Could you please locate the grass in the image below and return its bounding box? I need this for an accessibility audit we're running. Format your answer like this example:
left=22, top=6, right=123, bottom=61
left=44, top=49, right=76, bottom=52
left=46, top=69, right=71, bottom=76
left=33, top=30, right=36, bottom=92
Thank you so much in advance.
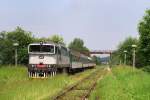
left=0, top=65, right=97, bottom=100
left=90, top=66, right=150, bottom=100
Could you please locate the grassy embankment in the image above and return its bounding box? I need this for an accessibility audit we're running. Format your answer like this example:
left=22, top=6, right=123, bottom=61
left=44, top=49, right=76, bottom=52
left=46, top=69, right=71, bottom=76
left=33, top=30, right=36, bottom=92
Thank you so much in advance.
left=90, top=66, right=150, bottom=100
left=0, top=65, right=97, bottom=100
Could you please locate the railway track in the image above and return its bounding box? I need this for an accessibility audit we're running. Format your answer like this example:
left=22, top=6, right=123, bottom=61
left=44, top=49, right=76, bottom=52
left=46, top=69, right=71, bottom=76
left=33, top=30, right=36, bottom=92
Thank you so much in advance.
left=52, top=67, right=108, bottom=100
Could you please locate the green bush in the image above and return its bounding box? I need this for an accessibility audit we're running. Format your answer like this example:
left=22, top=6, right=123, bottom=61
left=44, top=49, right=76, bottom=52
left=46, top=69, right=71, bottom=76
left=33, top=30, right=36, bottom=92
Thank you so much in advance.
left=142, top=66, right=150, bottom=73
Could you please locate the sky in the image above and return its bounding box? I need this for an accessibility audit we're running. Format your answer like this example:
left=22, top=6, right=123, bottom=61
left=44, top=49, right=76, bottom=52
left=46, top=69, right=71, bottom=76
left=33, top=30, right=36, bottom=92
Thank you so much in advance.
left=0, top=0, right=150, bottom=51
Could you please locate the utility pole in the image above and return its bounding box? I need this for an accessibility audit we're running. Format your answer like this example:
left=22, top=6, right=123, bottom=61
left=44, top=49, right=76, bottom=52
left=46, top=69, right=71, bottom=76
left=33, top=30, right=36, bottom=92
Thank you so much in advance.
left=132, top=44, right=137, bottom=69
left=120, top=60, right=122, bottom=65
left=13, top=43, right=19, bottom=66
left=133, top=48, right=136, bottom=68
left=109, top=53, right=112, bottom=68
left=124, top=50, right=127, bottom=65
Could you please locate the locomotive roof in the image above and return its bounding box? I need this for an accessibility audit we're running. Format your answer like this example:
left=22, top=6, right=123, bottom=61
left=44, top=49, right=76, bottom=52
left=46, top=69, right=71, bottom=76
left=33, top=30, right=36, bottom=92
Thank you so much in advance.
left=29, top=41, right=66, bottom=47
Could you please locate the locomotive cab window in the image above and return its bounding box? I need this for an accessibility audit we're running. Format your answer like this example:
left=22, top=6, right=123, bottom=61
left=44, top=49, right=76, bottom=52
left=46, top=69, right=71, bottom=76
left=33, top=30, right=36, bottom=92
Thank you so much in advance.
left=29, top=45, right=54, bottom=53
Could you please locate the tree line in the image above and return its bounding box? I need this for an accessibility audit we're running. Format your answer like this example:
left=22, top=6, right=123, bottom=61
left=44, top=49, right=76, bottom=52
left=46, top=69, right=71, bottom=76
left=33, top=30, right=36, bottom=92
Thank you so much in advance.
left=112, top=9, right=150, bottom=72
left=0, top=27, right=90, bottom=65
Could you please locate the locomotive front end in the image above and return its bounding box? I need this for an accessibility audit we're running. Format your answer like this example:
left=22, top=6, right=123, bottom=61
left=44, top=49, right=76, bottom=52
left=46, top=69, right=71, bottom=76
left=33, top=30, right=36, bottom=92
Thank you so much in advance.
left=28, top=42, right=57, bottom=78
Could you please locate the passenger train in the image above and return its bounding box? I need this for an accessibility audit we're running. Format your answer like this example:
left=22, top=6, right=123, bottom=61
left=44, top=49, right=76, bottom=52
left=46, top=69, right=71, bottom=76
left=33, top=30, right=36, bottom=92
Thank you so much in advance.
left=28, top=42, right=96, bottom=77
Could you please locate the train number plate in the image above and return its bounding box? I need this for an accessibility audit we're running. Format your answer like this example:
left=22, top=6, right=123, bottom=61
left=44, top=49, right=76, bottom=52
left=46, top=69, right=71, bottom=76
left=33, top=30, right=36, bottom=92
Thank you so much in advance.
left=39, top=55, right=44, bottom=59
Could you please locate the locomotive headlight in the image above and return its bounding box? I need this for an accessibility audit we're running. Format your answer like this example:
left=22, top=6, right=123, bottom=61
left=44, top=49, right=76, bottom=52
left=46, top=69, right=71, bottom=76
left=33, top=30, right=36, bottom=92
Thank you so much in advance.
left=47, top=65, right=51, bottom=68
left=31, top=64, right=36, bottom=67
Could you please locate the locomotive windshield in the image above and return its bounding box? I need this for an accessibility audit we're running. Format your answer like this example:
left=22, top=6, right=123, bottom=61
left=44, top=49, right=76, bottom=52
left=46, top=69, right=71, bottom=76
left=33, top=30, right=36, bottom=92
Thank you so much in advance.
left=29, top=45, right=54, bottom=53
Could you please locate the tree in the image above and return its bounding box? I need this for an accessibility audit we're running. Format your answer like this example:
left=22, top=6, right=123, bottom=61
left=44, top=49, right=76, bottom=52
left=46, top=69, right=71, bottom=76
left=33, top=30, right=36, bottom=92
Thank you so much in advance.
left=0, top=31, right=13, bottom=64
left=35, top=34, right=65, bottom=45
left=34, top=34, right=64, bottom=43
left=49, top=34, right=64, bottom=44
left=138, top=9, right=150, bottom=66
left=68, top=38, right=89, bottom=54
left=0, top=27, right=34, bottom=65
left=111, top=51, right=120, bottom=65
left=117, top=37, right=138, bottom=66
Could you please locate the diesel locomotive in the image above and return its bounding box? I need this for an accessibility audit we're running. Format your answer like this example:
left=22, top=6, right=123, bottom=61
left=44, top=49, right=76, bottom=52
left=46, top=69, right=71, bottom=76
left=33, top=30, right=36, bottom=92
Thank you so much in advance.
left=28, top=42, right=96, bottom=78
